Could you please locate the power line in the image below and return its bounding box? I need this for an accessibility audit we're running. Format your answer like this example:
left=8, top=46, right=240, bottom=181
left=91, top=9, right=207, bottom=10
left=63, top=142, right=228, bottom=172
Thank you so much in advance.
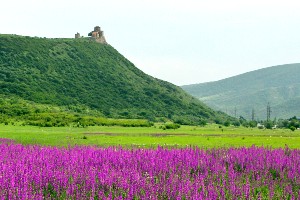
left=234, top=107, right=237, bottom=118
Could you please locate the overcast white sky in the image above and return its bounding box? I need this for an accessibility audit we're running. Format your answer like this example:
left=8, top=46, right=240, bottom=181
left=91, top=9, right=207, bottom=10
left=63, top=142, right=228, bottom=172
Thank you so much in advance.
left=1, top=0, right=300, bottom=85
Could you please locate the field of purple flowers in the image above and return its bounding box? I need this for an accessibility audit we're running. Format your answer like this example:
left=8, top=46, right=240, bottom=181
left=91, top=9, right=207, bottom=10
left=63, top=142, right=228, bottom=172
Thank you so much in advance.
left=0, top=138, right=299, bottom=199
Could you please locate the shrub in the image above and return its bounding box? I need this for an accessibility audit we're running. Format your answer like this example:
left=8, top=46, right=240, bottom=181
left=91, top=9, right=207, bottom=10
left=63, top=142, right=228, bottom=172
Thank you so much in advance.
left=224, top=121, right=231, bottom=127
left=165, top=123, right=181, bottom=130
left=233, top=121, right=240, bottom=127
left=264, top=121, right=273, bottom=129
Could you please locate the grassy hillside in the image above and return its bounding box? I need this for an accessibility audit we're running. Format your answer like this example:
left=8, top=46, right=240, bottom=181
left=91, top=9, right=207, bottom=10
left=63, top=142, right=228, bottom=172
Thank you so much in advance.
left=182, top=64, right=300, bottom=120
left=0, top=34, right=230, bottom=125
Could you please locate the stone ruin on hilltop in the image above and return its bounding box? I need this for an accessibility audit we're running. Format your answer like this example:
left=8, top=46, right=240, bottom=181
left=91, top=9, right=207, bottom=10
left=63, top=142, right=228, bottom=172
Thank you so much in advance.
left=75, top=26, right=107, bottom=44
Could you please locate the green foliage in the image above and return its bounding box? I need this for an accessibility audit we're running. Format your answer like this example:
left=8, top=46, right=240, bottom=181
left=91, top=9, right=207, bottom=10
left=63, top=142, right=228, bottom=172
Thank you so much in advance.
left=290, top=126, right=296, bottom=131
left=172, top=115, right=211, bottom=126
left=223, top=121, right=231, bottom=127
left=269, top=168, right=280, bottom=180
left=249, top=121, right=257, bottom=128
left=198, top=119, right=207, bottom=127
left=277, top=117, right=300, bottom=130
left=0, top=95, right=152, bottom=127
left=0, top=34, right=230, bottom=125
left=232, top=121, right=240, bottom=127
left=264, top=121, right=273, bottom=129
left=159, top=123, right=181, bottom=130
left=164, top=123, right=181, bottom=129
left=43, top=183, right=58, bottom=199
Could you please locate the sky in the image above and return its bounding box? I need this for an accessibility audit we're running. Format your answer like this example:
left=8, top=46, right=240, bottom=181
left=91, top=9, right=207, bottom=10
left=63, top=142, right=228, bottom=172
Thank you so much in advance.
left=1, top=0, right=300, bottom=86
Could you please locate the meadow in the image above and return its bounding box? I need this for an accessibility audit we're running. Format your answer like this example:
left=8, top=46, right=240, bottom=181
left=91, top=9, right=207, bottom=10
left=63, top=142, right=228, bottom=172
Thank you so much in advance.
left=0, top=123, right=299, bottom=148
left=1, top=124, right=300, bottom=199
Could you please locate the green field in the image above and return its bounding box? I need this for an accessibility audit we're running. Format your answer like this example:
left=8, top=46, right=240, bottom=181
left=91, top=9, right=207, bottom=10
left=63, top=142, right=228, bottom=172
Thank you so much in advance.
left=0, top=124, right=299, bottom=148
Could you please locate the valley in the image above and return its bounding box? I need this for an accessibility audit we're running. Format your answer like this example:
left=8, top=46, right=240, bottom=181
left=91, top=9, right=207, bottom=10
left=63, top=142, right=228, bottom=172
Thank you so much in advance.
left=0, top=32, right=299, bottom=199
left=1, top=124, right=299, bottom=148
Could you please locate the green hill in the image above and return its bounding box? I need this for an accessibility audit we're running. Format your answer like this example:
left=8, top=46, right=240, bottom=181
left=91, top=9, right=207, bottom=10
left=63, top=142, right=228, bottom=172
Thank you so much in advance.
left=182, top=64, right=300, bottom=120
left=0, top=34, right=229, bottom=125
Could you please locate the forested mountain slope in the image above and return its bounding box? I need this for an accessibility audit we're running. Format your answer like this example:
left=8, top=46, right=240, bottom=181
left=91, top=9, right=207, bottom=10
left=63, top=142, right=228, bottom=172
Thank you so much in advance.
left=0, top=34, right=230, bottom=124
left=182, top=64, right=300, bottom=120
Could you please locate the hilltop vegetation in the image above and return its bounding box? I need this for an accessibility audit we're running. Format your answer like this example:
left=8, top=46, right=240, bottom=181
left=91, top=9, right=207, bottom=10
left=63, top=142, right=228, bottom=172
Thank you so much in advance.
left=0, top=34, right=231, bottom=125
left=182, top=64, right=300, bottom=120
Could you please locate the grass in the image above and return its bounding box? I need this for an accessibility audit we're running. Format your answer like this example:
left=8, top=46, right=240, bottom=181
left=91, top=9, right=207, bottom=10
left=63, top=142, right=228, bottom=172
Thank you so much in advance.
left=0, top=123, right=299, bottom=148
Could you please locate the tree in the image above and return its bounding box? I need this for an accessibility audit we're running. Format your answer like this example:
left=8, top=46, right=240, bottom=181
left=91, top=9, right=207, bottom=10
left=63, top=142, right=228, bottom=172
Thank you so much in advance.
left=224, top=121, right=231, bottom=127
left=264, top=121, right=273, bottom=129
left=249, top=121, right=257, bottom=128
left=233, top=121, right=240, bottom=127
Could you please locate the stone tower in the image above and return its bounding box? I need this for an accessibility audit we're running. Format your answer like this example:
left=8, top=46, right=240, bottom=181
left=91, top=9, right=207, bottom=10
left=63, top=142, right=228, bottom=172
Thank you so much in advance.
left=89, top=26, right=107, bottom=44
left=75, top=32, right=80, bottom=38
left=94, top=26, right=101, bottom=32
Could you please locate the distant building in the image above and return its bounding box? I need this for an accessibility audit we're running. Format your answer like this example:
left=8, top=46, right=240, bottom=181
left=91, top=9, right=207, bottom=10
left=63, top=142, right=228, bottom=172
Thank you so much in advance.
left=257, top=123, right=265, bottom=129
left=75, top=32, right=80, bottom=38
left=74, top=26, right=107, bottom=44
left=88, top=26, right=107, bottom=44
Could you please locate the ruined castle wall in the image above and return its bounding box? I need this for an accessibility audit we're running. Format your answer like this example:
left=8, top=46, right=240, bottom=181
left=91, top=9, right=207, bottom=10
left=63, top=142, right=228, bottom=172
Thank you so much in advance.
left=95, top=35, right=107, bottom=44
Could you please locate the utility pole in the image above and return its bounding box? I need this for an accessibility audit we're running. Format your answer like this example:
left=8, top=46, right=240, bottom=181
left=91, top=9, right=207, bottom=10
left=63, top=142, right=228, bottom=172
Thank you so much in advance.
left=267, top=102, right=271, bottom=121
left=234, top=107, right=237, bottom=118
left=251, top=108, right=255, bottom=121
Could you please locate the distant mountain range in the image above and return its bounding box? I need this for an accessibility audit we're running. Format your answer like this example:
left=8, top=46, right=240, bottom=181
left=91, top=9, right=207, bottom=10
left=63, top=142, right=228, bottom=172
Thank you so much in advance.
left=0, top=34, right=231, bottom=125
left=182, top=64, right=300, bottom=120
